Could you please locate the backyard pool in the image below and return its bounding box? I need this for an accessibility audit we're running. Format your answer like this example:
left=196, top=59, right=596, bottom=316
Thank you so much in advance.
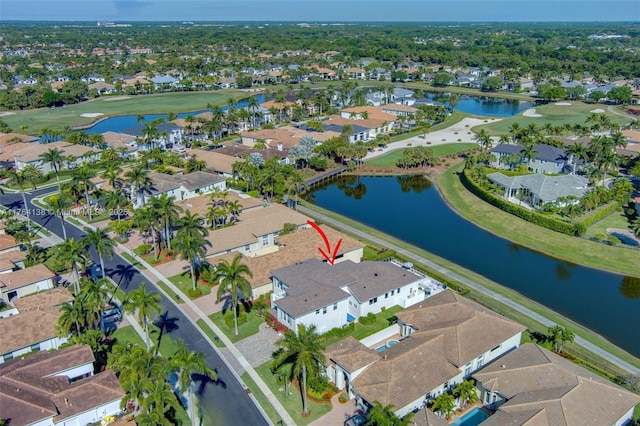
left=375, top=340, right=399, bottom=352
left=451, top=407, right=490, bottom=426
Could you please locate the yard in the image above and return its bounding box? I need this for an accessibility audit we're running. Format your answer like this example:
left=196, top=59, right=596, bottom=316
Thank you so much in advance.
left=253, top=362, right=333, bottom=425
left=168, top=273, right=213, bottom=299
left=2, top=89, right=248, bottom=133
left=366, top=142, right=478, bottom=167
left=322, top=305, right=404, bottom=347
left=209, top=309, right=265, bottom=343
left=472, top=101, right=632, bottom=136
left=110, top=323, right=181, bottom=357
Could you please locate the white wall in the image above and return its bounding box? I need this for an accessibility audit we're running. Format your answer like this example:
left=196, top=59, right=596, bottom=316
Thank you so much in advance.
left=356, top=279, right=424, bottom=317
left=294, top=298, right=349, bottom=334
left=358, top=325, right=400, bottom=348
left=57, top=398, right=122, bottom=426
left=394, top=371, right=465, bottom=419
left=51, top=362, right=94, bottom=381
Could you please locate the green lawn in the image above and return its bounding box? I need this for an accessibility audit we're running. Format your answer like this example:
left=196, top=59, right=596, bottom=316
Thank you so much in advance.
left=2, top=90, right=248, bottom=133
left=366, top=143, right=478, bottom=167
left=120, top=251, right=147, bottom=270
left=168, top=273, right=212, bottom=299
left=583, top=209, right=635, bottom=239
left=241, top=372, right=281, bottom=424
left=209, top=310, right=265, bottom=343
left=111, top=324, right=181, bottom=357
left=111, top=324, right=145, bottom=347
left=322, top=305, right=404, bottom=347
left=634, top=403, right=640, bottom=421
left=473, top=101, right=632, bottom=136
left=253, top=362, right=332, bottom=425
left=195, top=319, right=225, bottom=348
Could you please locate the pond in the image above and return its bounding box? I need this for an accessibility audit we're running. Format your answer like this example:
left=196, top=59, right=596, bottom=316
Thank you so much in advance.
left=84, top=94, right=267, bottom=134
left=305, top=175, right=640, bottom=357
left=424, top=91, right=532, bottom=117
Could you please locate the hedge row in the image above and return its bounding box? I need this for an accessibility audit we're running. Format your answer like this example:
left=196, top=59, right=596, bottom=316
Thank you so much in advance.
left=579, top=201, right=620, bottom=228
left=461, top=169, right=578, bottom=236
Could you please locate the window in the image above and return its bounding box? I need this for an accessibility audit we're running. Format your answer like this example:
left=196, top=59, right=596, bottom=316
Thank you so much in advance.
left=369, top=297, right=378, bottom=305
left=477, top=355, right=484, bottom=369
left=315, top=309, right=320, bottom=315
left=323, top=307, right=327, bottom=314
left=391, top=290, right=394, bottom=296
left=491, top=344, right=501, bottom=352
left=464, top=363, right=472, bottom=376
left=385, top=292, right=389, bottom=299
left=397, top=288, right=401, bottom=294
left=333, top=303, right=338, bottom=310
left=245, top=244, right=250, bottom=251
left=262, top=235, right=269, bottom=246
left=31, top=343, right=40, bottom=351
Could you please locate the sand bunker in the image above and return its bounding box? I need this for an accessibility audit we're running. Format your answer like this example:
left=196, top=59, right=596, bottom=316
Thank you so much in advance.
left=555, top=102, right=572, bottom=106
left=104, top=96, right=131, bottom=102
left=80, top=113, right=104, bottom=118
left=0, top=112, right=15, bottom=117
left=590, top=108, right=605, bottom=113
left=522, top=108, right=542, bottom=118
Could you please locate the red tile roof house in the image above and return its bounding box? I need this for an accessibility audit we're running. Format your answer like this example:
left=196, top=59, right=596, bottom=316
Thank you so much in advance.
left=473, top=343, right=640, bottom=426
left=0, top=263, right=56, bottom=302
left=0, top=344, right=125, bottom=425
left=0, top=234, right=21, bottom=255
left=324, top=290, right=525, bottom=419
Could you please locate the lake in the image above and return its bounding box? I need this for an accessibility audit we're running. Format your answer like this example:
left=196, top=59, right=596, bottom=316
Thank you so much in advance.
left=306, top=175, right=640, bottom=357
left=424, top=91, right=533, bottom=117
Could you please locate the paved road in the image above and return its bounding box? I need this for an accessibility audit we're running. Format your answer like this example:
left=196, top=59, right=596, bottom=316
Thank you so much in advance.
left=298, top=205, right=640, bottom=377
left=0, top=189, right=269, bottom=426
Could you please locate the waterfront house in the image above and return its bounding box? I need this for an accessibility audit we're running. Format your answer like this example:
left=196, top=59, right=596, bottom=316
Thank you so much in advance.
left=490, top=143, right=570, bottom=174
left=134, top=171, right=226, bottom=208
left=473, top=343, right=640, bottom=426
left=487, top=172, right=590, bottom=208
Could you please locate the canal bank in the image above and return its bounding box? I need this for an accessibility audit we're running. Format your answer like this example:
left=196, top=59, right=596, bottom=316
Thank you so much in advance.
left=296, top=202, right=640, bottom=377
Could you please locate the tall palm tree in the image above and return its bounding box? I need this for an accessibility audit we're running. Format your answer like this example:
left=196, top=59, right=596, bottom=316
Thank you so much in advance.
left=39, top=147, right=65, bottom=194
left=271, top=324, right=326, bottom=417
left=73, top=163, right=96, bottom=220
left=80, top=277, right=111, bottom=326
left=56, top=298, right=92, bottom=337
left=366, top=401, right=413, bottom=426
left=565, top=142, right=589, bottom=175
left=547, top=325, right=575, bottom=353
left=152, top=193, right=183, bottom=251
left=7, top=165, right=42, bottom=231
left=56, top=237, right=89, bottom=294
left=170, top=340, right=217, bottom=426
left=133, top=205, right=161, bottom=258
left=83, top=227, right=116, bottom=279
left=173, top=232, right=208, bottom=292
left=125, top=166, right=152, bottom=207
left=452, top=379, right=479, bottom=409
left=49, top=192, right=74, bottom=240
left=473, top=129, right=493, bottom=151
left=179, top=211, right=209, bottom=239
left=519, top=144, right=539, bottom=166
left=101, top=188, right=128, bottom=223
left=430, top=393, right=455, bottom=420
left=123, top=282, right=162, bottom=350
left=213, top=253, right=253, bottom=336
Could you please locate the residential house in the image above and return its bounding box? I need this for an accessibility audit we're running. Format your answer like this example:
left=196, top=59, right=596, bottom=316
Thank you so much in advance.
left=331, top=290, right=525, bottom=419
left=150, top=75, right=179, bottom=90
left=13, top=141, right=102, bottom=173
left=488, top=172, right=590, bottom=208
left=345, top=67, right=367, bottom=80
left=323, top=106, right=396, bottom=142
left=369, top=68, right=391, bottom=81
left=135, top=171, right=226, bottom=208
left=213, top=225, right=364, bottom=297
left=271, top=258, right=436, bottom=334
left=240, top=126, right=339, bottom=152
left=0, top=263, right=56, bottom=301
left=101, top=131, right=138, bottom=157
left=0, top=344, right=125, bottom=425
left=121, top=122, right=184, bottom=150
left=308, top=66, right=337, bottom=80
left=204, top=203, right=310, bottom=258
left=188, top=148, right=242, bottom=178
left=381, top=103, right=419, bottom=118
left=88, top=81, right=116, bottom=94
left=0, top=234, right=21, bottom=255
left=473, top=343, right=640, bottom=426
left=0, top=250, right=27, bottom=274
left=0, top=288, right=74, bottom=362
left=490, top=143, right=570, bottom=174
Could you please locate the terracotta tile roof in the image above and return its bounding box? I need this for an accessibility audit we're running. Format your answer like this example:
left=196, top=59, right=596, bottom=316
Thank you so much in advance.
left=475, top=344, right=640, bottom=426
left=188, top=148, right=243, bottom=174
left=352, top=334, right=460, bottom=410
left=396, top=290, right=525, bottom=366
left=13, top=287, right=73, bottom=312
left=213, top=225, right=363, bottom=289
left=0, top=141, right=34, bottom=162
left=0, top=264, right=55, bottom=292
left=325, top=336, right=379, bottom=373
left=205, top=203, right=309, bottom=256
left=241, top=126, right=339, bottom=149
left=622, top=129, right=640, bottom=144
left=101, top=131, right=136, bottom=152
left=0, top=234, right=19, bottom=251
left=13, top=141, right=100, bottom=163
left=0, top=132, right=39, bottom=144
left=0, top=249, right=26, bottom=267
left=326, top=114, right=392, bottom=130
left=0, top=345, right=124, bottom=425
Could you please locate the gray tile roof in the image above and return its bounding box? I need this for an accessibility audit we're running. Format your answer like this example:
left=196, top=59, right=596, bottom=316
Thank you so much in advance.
left=148, top=171, right=224, bottom=196
left=491, top=143, right=567, bottom=163
left=487, top=172, right=590, bottom=202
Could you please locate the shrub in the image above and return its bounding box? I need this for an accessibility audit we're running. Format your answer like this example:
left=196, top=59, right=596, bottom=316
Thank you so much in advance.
left=307, top=374, right=329, bottom=394
left=187, top=288, right=202, bottom=298
left=359, top=312, right=377, bottom=325
left=133, top=243, right=152, bottom=256
left=338, top=392, right=350, bottom=404
left=322, top=323, right=355, bottom=339
left=223, top=310, right=247, bottom=328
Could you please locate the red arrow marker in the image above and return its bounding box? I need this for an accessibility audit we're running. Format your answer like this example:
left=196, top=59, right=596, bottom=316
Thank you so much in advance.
left=308, top=220, right=343, bottom=266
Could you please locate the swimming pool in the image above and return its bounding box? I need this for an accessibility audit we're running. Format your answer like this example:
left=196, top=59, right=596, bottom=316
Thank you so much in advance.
left=451, top=407, right=490, bottom=426
left=375, top=340, right=400, bottom=352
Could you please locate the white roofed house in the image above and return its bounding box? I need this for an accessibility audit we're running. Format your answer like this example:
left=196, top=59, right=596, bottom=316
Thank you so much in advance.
left=133, top=171, right=226, bottom=208
left=121, top=122, right=184, bottom=151
left=270, top=258, right=438, bottom=334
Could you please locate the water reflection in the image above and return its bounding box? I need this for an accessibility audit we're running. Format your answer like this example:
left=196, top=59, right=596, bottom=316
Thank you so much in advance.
left=396, top=175, right=432, bottom=193
left=620, top=276, right=640, bottom=299
left=335, top=175, right=367, bottom=200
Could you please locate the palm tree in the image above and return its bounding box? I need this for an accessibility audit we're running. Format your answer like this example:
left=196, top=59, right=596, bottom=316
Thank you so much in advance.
left=7, top=165, right=42, bottom=231
left=80, top=278, right=110, bottom=328
left=547, top=325, right=575, bottom=353
left=39, top=147, right=65, bottom=194
left=56, top=237, right=88, bottom=294
left=134, top=205, right=161, bottom=259
left=430, top=393, right=455, bottom=420
left=123, top=282, right=162, bottom=350
left=152, top=193, right=183, bottom=251
left=271, top=324, right=326, bottom=417
left=56, top=298, right=91, bottom=337
left=565, top=142, right=589, bottom=175
left=365, top=401, right=413, bottom=426
left=170, top=340, right=218, bottom=426
left=178, top=210, right=209, bottom=240
left=101, top=188, right=128, bottom=223
left=452, top=379, right=479, bottom=409
left=83, top=227, right=116, bottom=279
left=213, top=253, right=253, bottom=337
left=473, top=129, right=493, bottom=151
left=73, top=163, right=96, bottom=220
left=519, top=143, right=539, bottom=167
left=48, top=192, right=74, bottom=240
left=125, top=166, right=151, bottom=207
left=173, top=232, right=208, bottom=292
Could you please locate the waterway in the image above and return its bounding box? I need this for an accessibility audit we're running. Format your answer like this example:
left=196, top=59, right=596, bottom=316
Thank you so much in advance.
left=305, top=175, right=640, bottom=357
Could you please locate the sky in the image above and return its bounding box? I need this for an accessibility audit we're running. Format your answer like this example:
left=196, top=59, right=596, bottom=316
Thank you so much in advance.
left=1, top=0, right=638, bottom=22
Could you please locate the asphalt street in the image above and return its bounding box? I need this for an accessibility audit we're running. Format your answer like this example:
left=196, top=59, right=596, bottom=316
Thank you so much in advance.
left=0, top=188, right=268, bottom=426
